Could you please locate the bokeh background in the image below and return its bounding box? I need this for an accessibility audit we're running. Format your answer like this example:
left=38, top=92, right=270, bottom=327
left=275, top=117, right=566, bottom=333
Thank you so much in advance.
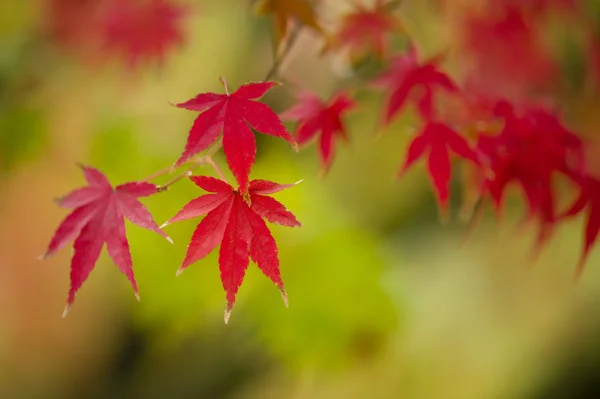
left=3, top=0, right=600, bottom=398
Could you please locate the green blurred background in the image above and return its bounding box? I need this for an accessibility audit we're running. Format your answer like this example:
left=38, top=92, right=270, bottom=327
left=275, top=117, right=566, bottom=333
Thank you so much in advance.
left=3, top=0, right=600, bottom=398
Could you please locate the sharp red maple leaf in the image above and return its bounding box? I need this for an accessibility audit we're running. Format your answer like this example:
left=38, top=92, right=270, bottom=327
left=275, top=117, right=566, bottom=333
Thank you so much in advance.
left=400, top=121, right=480, bottom=217
left=373, top=47, right=457, bottom=123
left=42, top=165, right=171, bottom=316
left=280, top=91, right=355, bottom=173
left=175, top=79, right=298, bottom=194
left=562, top=175, right=600, bottom=278
left=99, top=0, right=186, bottom=68
left=162, top=176, right=301, bottom=323
left=324, top=0, right=401, bottom=61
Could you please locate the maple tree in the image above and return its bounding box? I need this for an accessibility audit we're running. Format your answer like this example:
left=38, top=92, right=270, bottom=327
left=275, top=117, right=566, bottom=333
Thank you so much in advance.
left=39, top=0, right=600, bottom=320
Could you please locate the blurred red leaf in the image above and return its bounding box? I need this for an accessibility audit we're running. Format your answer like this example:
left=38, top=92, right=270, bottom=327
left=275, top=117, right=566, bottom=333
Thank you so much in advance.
left=374, top=48, right=457, bottom=122
left=400, top=121, right=479, bottom=216
left=99, top=0, right=187, bottom=68
left=476, top=102, right=584, bottom=251
left=325, top=0, right=401, bottom=60
left=281, top=91, right=355, bottom=173
left=459, top=6, right=557, bottom=101
left=562, top=176, right=600, bottom=277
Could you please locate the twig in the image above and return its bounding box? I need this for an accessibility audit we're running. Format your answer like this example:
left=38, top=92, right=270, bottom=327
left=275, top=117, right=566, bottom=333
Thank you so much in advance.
left=157, top=171, right=193, bottom=192
left=265, top=24, right=303, bottom=81
left=141, top=166, right=173, bottom=182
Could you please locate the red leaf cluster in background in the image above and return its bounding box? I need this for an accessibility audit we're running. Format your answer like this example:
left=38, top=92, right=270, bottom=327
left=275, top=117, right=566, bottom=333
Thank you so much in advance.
left=42, top=166, right=170, bottom=316
left=99, top=0, right=186, bottom=68
left=162, top=176, right=301, bottom=322
left=43, top=0, right=186, bottom=69
left=458, top=5, right=557, bottom=101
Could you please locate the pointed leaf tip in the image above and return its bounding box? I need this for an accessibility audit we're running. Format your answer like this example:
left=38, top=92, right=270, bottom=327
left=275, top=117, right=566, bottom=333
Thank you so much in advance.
left=280, top=288, right=289, bottom=307
left=160, top=221, right=169, bottom=229
left=175, top=267, right=184, bottom=277
left=135, top=292, right=141, bottom=301
left=166, top=236, right=174, bottom=244
left=62, top=304, right=71, bottom=318
left=224, top=307, right=232, bottom=324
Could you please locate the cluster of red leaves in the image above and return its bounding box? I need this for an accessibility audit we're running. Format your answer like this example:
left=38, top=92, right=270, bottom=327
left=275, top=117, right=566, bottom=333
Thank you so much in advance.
left=44, top=79, right=301, bottom=321
left=44, top=0, right=186, bottom=69
left=279, top=1, right=600, bottom=276
left=42, top=0, right=600, bottom=321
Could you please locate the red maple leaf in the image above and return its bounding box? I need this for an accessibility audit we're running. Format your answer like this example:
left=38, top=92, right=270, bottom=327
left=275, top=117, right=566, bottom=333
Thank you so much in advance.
left=175, top=80, right=298, bottom=194
left=41, top=165, right=171, bottom=316
left=162, top=176, right=301, bottom=323
left=373, top=47, right=457, bottom=123
left=280, top=91, right=355, bottom=173
left=99, top=0, right=186, bottom=68
left=563, top=175, right=600, bottom=277
left=459, top=6, right=557, bottom=101
left=475, top=102, right=584, bottom=251
left=326, top=0, right=400, bottom=61
left=400, top=121, right=479, bottom=216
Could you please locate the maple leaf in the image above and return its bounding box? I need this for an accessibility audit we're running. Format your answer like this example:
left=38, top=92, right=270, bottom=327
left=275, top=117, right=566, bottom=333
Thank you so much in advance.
left=562, top=175, right=600, bottom=277
left=459, top=6, right=557, bottom=101
left=175, top=79, right=298, bottom=194
left=255, top=0, right=323, bottom=50
left=162, top=176, right=301, bottom=323
left=373, top=47, right=457, bottom=123
left=400, top=121, right=479, bottom=217
left=324, top=0, right=402, bottom=62
left=99, top=0, right=186, bottom=68
left=280, top=91, right=355, bottom=173
left=474, top=102, right=584, bottom=252
left=42, top=165, right=171, bottom=316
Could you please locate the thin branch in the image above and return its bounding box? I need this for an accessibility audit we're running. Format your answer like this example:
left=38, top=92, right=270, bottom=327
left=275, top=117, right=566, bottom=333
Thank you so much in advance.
left=265, top=24, right=302, bottom=81
left=141, top=166, right=173, bottom=182
left=157, top=170, right=193, bottom=192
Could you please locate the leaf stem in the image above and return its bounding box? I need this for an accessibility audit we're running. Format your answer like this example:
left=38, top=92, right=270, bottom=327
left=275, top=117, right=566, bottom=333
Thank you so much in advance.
left=220, top=76, right=230, bottom=95
left=206, top=156, right=228, bottom=183
left=157, top=171, right=193, bottom=192
left=141, top=166, right=173, bottom=182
